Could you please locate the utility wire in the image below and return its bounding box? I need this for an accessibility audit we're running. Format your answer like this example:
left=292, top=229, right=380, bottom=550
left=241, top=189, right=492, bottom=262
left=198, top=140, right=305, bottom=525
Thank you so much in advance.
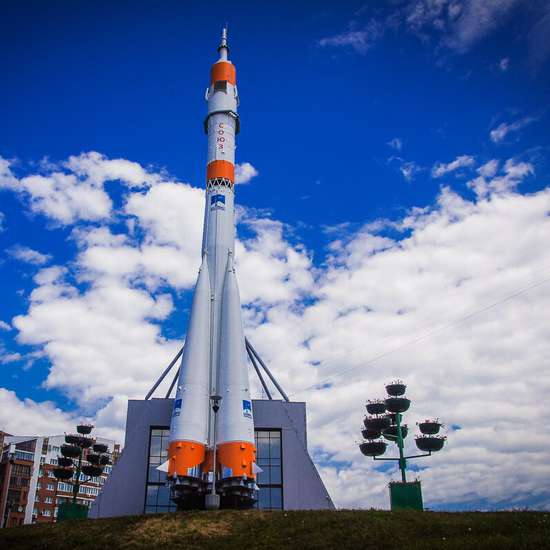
left=288, top=272, right=550, bottom=399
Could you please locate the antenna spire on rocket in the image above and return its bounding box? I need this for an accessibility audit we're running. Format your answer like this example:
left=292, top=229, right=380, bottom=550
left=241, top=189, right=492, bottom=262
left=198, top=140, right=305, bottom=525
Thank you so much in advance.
left=218, top=25, right=229, bottom=59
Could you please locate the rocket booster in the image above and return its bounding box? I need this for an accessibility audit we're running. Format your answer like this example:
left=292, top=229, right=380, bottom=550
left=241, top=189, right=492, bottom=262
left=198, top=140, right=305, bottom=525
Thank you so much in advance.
left=167, top=28, right=256, bottom=508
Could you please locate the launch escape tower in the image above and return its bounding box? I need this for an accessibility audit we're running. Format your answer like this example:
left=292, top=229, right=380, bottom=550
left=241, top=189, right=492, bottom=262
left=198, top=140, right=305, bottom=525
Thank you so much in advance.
left=147, top=28, right=287, bottom=510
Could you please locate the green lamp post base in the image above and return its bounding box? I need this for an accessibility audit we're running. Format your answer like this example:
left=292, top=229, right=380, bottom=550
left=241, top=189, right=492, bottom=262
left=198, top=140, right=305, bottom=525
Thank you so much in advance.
left=389, top=480, right=423, bottom=511
left=57, top=502, right=89, bottom=521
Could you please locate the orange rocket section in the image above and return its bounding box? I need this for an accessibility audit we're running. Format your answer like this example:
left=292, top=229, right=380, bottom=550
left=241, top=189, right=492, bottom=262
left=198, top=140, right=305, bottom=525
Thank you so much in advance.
left=217, top=441, right=257, bottom=478
left=167, top=441, right=206, bottom=477
left=211, top=61, right=236, bottom=85
left=207, top=160, right=235, bottom=182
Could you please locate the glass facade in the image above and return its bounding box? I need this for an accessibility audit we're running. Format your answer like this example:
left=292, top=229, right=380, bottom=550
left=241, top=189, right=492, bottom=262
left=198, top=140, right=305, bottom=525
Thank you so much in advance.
left=145, top=428, right=176, bottom=514
left=144, top=427, right=284, bottom=513
left=255, top=430, right=283, bottom=510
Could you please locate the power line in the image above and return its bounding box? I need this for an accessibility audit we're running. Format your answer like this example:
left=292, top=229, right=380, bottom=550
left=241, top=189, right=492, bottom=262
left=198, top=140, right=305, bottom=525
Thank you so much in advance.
left=288, top=272, right=550, bottom=398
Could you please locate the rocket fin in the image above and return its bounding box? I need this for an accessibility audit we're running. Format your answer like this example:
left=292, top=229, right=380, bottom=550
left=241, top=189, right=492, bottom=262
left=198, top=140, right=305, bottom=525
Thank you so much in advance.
left=167, top=256, right=211, bottom=478
left=156, top=460, right=170, bottom=473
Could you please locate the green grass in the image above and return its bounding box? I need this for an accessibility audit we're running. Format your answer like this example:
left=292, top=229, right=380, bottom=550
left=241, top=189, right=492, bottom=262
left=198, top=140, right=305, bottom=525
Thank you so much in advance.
left=1, top=510, right=549, bottom=549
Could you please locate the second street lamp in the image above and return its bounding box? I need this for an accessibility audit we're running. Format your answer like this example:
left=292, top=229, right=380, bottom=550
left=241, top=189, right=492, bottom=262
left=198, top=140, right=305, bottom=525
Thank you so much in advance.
left=359, top=380, right=447, bottom=510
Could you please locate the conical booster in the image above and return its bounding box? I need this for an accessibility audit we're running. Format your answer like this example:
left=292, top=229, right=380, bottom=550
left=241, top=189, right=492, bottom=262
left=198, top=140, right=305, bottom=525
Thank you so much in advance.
left=167, top=256, right=211, bottom=491
left=216, top=252, right=256, bottom=498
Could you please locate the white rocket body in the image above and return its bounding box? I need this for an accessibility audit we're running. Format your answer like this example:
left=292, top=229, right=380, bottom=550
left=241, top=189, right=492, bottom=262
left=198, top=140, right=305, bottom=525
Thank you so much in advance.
left=167, top=30, right=256, bottom=505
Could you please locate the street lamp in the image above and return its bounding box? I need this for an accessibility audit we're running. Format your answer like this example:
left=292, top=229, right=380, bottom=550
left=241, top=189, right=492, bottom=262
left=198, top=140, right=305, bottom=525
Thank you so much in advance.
left=359, top=380, right=446, bottom=510
left=52, top=424, right=111, bottom=521
left=205, top=395, right=222, bottom=511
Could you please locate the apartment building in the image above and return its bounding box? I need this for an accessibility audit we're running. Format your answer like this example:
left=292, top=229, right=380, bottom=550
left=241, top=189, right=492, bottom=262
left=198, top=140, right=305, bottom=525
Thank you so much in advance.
left=0, top=432, right=119, bottom=526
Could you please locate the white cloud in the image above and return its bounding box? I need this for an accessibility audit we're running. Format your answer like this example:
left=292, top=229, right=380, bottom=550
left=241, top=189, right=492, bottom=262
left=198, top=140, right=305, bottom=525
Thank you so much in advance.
left=322, top=1, right=547, bottom=64
left=318, top=20, right=384, bottom=54
left=468, top=158, right=533, bottom=197
left=477, top=159, right=499, bottom=178
left=0, top=211, right=5, bottom=232
left=490, top=116, right=537, bottom=143
left=236, top=218, right=314, bottom=305
left=400, top=162, right=421, bottom=181
left=248, top=182, right=550, bottom=509
left=499, top=57, right=510, bottom=71
left=0, top=157, right=18, bottom=187
left=388, top=156, right=422, bottom=182
left=235, top=162, right=259, bottom=185
left=3, top=151, right=550, bottom=510
left=0, top=321, right=11, bottom=331
left=1, top=352, right=22, bottom=364
left=64, top=151, right=162, bottom=189
left=387, top=138, right=403, bottom=151
left=7, top=245, right=52, bottom=265
left=0, top=388, right=75, bottom=436
left=405, top=0, right=522, bottom=53
left=432, top=155, right=475, bottom=177
left=0, top=152, right=168, bottom=225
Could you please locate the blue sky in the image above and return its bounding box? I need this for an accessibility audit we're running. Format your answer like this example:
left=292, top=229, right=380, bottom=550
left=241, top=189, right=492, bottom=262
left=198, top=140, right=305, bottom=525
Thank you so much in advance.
left=1, top=1, right=550, bottom=510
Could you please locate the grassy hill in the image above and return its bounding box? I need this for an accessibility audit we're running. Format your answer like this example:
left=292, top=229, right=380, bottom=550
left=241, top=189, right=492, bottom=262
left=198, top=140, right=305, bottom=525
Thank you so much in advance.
left=1, top=510, right=549, bottom=549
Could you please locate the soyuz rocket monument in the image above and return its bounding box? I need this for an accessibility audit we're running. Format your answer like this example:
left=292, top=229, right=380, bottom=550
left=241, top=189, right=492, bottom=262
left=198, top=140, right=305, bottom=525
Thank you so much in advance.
left=164, top=28, right=257, bottom=509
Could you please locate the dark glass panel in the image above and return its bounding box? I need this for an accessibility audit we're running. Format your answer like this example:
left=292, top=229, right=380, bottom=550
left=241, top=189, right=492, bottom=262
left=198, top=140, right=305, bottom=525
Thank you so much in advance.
left=148, top=466, right=161, bottom=483
left=257, top=468, right=269, bottom=485
left=258, top=487, right=270, bottom=509
left=149, top=436, right=162, bottom=457
left=146, top=485, right=158, bottom=506
left=270, top=487, right=282, bottom=509
left=270, top=465, right=281, bottom=485
left=157, top=484, right=171, bottom=506
left=269, top=436, right=281, bottom=458
left=256, top=438, right=270, bottom=459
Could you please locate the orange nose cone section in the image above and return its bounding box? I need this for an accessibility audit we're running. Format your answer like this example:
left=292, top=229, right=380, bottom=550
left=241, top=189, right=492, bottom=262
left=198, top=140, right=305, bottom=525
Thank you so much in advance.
left=168, top=441, right=206, bottom=477
left=217, top=441, right=256, bottom=478
left=211, top=61, right=236, bottom=85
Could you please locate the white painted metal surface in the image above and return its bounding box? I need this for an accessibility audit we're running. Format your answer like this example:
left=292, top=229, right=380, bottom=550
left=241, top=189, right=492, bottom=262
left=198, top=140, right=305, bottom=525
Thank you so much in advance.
left=169, top=257, right=211, bottom=445
left=217, top=253, right=255, bottom=447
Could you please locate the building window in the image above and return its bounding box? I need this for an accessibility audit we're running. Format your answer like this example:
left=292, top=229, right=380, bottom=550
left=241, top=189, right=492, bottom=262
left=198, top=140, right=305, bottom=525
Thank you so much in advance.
left=255, top=430, right=283, bottom=510
left=45, top=496, right=53, bottom=504
left=46, top=483, right=55, bottom=491
left=144, top=428, right=176, bottom=514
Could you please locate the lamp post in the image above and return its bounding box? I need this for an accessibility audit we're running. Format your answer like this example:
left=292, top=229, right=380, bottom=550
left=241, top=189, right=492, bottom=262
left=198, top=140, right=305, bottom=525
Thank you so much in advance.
left=205, top=395, right=222, bottom=510
left=52, top=424, right=111, bottom=521
left=359, top=380, right=446, bottom=510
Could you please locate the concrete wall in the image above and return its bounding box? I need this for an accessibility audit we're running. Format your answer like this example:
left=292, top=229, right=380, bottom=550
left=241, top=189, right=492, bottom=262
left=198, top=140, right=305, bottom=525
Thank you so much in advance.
left=90, top=398, right=334, bottom=518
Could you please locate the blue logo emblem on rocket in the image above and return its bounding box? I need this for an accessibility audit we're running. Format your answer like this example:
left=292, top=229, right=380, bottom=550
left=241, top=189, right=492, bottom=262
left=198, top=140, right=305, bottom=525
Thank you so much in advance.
left=242, top=399, right=252, bottom=418
left=210, top=193, right=226, bottom=210
left=172, top=398, right=182, bottom=417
